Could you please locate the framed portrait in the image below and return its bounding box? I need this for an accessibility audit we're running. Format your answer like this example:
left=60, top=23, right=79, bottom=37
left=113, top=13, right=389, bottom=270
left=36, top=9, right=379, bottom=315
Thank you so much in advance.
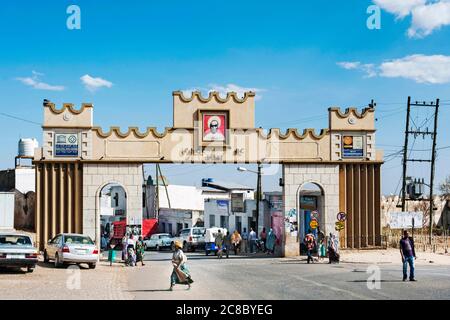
left=201, top=111, right=228, bottom=143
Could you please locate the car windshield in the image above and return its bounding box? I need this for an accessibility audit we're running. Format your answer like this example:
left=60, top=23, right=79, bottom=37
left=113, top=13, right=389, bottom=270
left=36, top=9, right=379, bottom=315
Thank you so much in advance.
left=160, top=235, right=171, bottom=239
left=0, top=235, right=32, bottom=246
left=193, top=228, right=205, bottom=235
left=64, top=235, right=94, bottom=245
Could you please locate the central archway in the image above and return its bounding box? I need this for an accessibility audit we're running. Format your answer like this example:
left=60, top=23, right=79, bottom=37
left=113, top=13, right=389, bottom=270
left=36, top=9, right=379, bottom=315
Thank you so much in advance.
left=97, top=182, right=128, bottom=251
left=297, top=182, right=325, bottom=254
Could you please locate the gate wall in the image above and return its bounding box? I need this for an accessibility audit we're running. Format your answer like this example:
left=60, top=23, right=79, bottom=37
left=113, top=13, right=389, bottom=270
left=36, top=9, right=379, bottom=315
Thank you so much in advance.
left=35, top=163, right=83, bottom=250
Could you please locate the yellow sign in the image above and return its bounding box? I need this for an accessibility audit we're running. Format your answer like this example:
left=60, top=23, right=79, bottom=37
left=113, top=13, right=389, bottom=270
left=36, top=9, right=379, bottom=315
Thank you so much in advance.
left=335, top=221, right=345, bottom=231
left=309, top=219, right=318, bottom=230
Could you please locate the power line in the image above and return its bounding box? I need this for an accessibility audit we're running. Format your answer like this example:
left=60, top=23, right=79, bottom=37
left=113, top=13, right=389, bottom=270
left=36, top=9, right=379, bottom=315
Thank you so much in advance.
left=0, top=112, right=41, bottom=126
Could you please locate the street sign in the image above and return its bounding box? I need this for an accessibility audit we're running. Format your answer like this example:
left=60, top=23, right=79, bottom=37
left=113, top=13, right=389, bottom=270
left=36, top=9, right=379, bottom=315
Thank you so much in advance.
left=309, top=219, right=318, bottom=230
left=337, top=212, right=346, bottom=222
left=311, top=210, right=319, bottom=220
left=335, top=221, right=345, bottom=231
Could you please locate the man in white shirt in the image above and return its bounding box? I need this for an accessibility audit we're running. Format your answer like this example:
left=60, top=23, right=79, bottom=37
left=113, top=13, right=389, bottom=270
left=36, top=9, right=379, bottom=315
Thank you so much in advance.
left=249, top=228, right=257, bottom=254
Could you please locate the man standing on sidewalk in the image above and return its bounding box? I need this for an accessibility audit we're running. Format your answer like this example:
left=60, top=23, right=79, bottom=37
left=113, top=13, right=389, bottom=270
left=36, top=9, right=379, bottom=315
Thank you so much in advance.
left=249, top=228, right=257, bottom=254
left=241, top=228, right=248, bottom=254
left=400, top=230, right=416, bottom=282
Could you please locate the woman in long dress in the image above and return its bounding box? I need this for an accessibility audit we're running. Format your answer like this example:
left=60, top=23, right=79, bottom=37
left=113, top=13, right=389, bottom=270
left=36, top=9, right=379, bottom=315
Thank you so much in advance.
left=170, top=240, right=194, bottom=291
left=265, top=228, right=277, bottom=255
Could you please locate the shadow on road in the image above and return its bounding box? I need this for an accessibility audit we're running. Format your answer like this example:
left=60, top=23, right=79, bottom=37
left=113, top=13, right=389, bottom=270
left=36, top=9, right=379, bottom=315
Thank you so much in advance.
left=348, top=280, right=404, bottom=283
left=145, top=253, right=280, bottom=262
left=0, top=267, right=27, bottom=274
left=36, top=261, right=90, bottom=270
left=127, top=289, right=173, bottom=293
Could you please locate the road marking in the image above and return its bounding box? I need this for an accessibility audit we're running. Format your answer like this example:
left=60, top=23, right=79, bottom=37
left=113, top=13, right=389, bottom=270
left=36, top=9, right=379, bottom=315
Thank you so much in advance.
left=290, top=274, right=374, bottom=300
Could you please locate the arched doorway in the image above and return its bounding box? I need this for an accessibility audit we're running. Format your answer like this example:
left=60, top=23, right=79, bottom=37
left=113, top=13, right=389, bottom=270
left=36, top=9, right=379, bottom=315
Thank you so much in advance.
left=98, top=182, right=127, bottom=251
left=297, top=182, right=325, bottom=254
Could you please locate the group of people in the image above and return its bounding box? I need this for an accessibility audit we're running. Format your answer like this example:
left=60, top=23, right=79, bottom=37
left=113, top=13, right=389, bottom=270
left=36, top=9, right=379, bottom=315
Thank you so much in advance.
left=303, top=228, right=340, bottom=264
left=213, top=227, right=278, bottom=258
left=121, top=234, right=145, bottom=267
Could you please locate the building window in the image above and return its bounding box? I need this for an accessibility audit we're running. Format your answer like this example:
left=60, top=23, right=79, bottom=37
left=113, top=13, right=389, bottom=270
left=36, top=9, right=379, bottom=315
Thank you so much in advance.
left=236, top=216, right=242, bottom=234
left=177, top=223, right=183, bottom=234
left=220, top=216, right=228, bottom=229
left=161, top=222, right=166, bottom=233
left=209, top=215, right=215, bottom=228
left=184, top=223, right=188, bottom=229
left=168, top=223, right=173, bottom=236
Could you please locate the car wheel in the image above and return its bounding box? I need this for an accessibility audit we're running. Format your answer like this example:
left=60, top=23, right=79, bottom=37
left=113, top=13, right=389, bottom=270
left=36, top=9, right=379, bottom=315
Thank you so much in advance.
left=156, top=245, right=160, bottom=251
left=43, top=250, right=49, bottom=263
left=27, top=266, right=35, bottom=273
left=171, top=242, right=175, bottom=252
left=88, top=263, right=96, bottom=269
left=183, top=242, right=189, bottom=252
left=144, top=244, right=148, bottom=251
left=205, top=251, right=209, bottom=256
left=54, top=253, right=63, bottom=268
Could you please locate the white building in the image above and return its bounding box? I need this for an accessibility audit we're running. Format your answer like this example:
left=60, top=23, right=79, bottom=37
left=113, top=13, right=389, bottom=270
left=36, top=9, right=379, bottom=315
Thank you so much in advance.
left=145, top=184, right=205, bottom=236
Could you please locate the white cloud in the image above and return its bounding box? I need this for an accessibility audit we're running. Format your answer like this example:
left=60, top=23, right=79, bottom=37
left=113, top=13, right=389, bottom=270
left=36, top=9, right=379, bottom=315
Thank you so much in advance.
left=16, top=71, right=65, bottom=91
left=338, top=54, right=450, bottom=84
left=374, top=0, right=450, bottom=38
left=182, top=84, right=265, bottom=100
left=380, top=54, right=450, bottom=83
left=408, top=1, right=450, bottom=38
left=374, top=0, right=426, bottom=18
left=80, top=74, right=113, bottom=92
left=337, top=62, right=377, bottom=78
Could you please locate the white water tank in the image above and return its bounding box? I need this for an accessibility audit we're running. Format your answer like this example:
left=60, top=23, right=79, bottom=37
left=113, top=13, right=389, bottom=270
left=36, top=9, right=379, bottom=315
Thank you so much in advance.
left=18, top=138, right=38, bottom=157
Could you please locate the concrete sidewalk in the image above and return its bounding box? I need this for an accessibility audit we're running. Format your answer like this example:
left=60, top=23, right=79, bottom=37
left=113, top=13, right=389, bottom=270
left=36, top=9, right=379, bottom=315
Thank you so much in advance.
left=340, top=249, right=450, bottom=265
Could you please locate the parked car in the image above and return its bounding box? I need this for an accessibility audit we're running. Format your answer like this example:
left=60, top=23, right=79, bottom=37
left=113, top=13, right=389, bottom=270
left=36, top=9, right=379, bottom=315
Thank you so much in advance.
left=172, top=227, right=206, bottom=252
left=143, top=233, right=173, bottom=251
left=0, top=233, right=38, bottom=273
left=43, top=233, right=99, bottom=269
left=204, top=227, right=229, bottom=256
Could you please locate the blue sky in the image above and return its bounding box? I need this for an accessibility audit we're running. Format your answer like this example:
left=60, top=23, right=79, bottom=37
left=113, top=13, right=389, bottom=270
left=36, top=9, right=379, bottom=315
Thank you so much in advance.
left=1, top=0, right=449, bottom=195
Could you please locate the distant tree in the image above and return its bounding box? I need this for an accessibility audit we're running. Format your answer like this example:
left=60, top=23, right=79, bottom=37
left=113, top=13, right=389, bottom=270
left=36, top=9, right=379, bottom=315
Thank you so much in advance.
left=439, top=175, right=450, bottom=200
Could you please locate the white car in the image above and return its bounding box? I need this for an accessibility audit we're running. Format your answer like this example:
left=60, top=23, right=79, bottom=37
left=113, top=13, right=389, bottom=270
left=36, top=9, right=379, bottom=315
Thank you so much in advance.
left=44, top=233, right=99, bottom=269
left=143, top=233, right=173, bottom=251
left=172, top=227, right=206, bottom=252
left=0, top=233, right=38, bottom=273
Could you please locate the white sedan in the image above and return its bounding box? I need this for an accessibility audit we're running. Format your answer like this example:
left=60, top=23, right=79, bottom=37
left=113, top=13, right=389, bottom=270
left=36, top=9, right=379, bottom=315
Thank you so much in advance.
left=0, top=233, right=38, bottom=273
left=143, top=233, right=173, bottom=251
left=44, top=233, right=99, bottom=269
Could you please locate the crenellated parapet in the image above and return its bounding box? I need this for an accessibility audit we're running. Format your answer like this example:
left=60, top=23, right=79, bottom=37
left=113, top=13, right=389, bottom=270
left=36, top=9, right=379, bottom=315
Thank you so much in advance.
left=173, top=90, right=255, bottom=129
left=43, top=102, right=93, bottom=129
left=328, top=107, right=375, bottom=131
left=328, top=107, right=377, bottom=161
left=35, top=93, right=383, bottom=164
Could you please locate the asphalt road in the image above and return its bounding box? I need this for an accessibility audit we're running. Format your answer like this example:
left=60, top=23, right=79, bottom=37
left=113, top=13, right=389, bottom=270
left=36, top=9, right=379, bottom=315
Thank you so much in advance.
left=127, top=250, right=450, bottom=300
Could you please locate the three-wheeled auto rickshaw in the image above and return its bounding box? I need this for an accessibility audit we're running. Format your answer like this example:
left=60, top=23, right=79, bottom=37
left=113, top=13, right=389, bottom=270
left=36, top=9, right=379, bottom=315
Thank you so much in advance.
left=204, top=227, right=228, bottom=256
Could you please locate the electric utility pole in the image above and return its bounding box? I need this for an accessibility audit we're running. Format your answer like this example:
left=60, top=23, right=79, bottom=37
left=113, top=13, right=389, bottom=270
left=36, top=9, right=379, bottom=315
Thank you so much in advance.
left=400, top=97, right=440, bottom=244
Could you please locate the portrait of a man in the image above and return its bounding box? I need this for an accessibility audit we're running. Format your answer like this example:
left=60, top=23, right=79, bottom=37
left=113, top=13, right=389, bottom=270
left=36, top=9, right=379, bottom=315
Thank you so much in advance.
left=202, top=113, right=226, bottom=142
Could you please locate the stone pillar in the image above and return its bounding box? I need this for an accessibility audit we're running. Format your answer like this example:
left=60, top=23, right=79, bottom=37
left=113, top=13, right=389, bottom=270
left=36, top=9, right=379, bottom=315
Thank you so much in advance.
left=82, top=163, right=143, bottom=242
left=282, top=163, right=340, bottom=257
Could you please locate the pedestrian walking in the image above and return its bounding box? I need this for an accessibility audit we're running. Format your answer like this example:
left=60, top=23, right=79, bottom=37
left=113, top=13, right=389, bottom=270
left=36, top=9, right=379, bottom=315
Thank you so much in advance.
left=215, top=229, right=224, bottom=259
left=249, top=228, right=257, bottom=254
left=265, top=228, right=277, bottom=255
left=231, top=230, right=242, bottom=255
left=224, top=231, right=232, bottom=258
left=136, top=236, right=146, bottom=266
left=170, top=240, right=194, bottom=291
left=317, top=227, right=325, bottom=260
left=122, top=234, right=129, bottom=264
left=241, top=228, right=248, bottom=253
left=400, top=230, right=416, bottom=281
left=304, top=229, right=315, bottom=264
left=260, top=227, right=267, bottom=252
left=327, top=233, right=340, bottom=264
